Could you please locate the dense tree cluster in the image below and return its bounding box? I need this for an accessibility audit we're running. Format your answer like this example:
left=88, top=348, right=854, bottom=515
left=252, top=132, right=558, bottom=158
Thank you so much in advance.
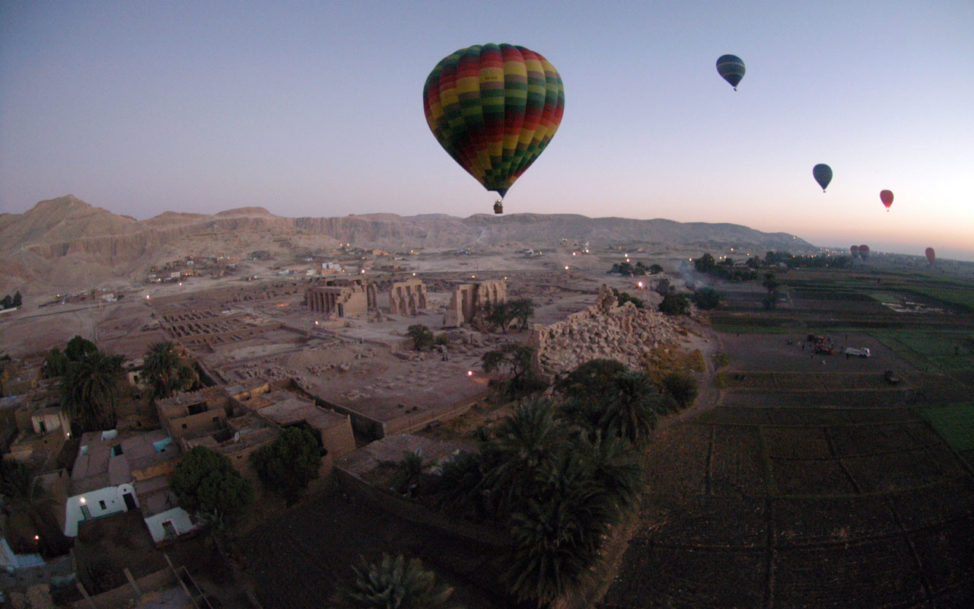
left=763, top=250, right=851, bottom=269
left=420, top=359, right=697, bottom=606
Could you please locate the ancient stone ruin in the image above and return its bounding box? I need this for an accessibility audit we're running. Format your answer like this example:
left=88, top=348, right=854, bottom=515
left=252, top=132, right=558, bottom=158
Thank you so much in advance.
left=528, top=284, right=680, bottom=382
left=443, top=280, right=507, bottom=327
left=388, top=279, right=427, bottom=316
left=306, top=278, right=369, bottom=319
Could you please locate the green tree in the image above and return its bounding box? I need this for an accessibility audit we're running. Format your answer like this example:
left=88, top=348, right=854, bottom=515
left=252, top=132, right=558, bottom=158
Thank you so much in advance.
left=481, top=343, right=545, bottom=398
left=407, top=324, right=434, bottom=351
left=762, top=272, right=780, bottom=310
left=1, top=295, right=11, bottom=309
left=483, top=301, right=514, bottom=333
left=65, top=336, right=97, bottom=362
left=508, top=297, right=535, bottom=330
left=171, top=446, right=253, bottom=528
left=658, top=292, right=690, bottom=315
left=251, top=427, right=321, bottom=505
left=649, top=263, right=663, bottom=274
left=142, top=341, right=198, bottom=400
left=43, top=348, right=68, bottom=378
left=694, top=253, right=717, bottom=273
left=557, top=361, right=660, bottom=447
left=691, top=287, right=722, bottom=310
left=653, top=277, right=671, bottom=296
left=333, top=553, right=459, bottom=609
left=12, top=291, right=22, bottom=307
left=61, top=349, right=125, bottom=430
left=556, top=359, right=628, bottom=403
left=661, top=371, right=699, bottom=408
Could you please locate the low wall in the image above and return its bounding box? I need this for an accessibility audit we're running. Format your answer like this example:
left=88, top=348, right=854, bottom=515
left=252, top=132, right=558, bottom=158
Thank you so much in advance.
left=334, top=467, right=507, bottom=548
left=72, top=566, right=176, bottom=609
left=301, top=381, right=485, bottom=440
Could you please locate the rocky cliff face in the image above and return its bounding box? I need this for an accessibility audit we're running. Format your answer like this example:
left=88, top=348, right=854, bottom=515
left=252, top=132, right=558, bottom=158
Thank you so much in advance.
left=0, top=195, right=817, bottom=293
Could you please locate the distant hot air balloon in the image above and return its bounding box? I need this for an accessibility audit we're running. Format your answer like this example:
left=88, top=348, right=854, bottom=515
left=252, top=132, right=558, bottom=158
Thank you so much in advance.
left=813, top=164, right=833, bottom=192
left=716, top=54, right=745, bottom=90
left=880, top=189, right=894, bottom=211
left=423, top=43, right=565, bottom=214
left=858, top=244, right=870, bottom=260
left=850, top=245, right=860, bottom=258
left=925, top=247, right=936, bottom=265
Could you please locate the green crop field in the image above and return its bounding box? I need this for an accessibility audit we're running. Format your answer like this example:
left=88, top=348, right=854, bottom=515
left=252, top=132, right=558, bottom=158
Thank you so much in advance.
left=869, top=329, right=974, bottom=372
left=919, top=402, right=974, bottom=451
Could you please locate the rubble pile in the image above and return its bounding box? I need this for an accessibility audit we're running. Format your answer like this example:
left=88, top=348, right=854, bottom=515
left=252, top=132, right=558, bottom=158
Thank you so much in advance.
left=528, top=284, right=681, bottom=381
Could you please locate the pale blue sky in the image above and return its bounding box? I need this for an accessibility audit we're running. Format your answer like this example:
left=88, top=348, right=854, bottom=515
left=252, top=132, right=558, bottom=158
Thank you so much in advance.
left=2, top=1, right=972, bottom=260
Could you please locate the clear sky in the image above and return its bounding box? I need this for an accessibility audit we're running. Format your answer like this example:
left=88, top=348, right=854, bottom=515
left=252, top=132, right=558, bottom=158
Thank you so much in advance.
left=2, top=1, right=972, bottom=260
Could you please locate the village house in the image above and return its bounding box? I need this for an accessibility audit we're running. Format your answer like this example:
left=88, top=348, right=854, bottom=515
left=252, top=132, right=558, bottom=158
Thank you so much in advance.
left=63, top=428, right=195, bottom=543
left=229, top=382, right=356, bottom=477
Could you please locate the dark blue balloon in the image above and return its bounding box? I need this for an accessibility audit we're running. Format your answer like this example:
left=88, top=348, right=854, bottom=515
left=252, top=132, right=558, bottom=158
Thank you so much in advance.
left=813, top=163, right=833, bottom=192
left=716, top=54, right=745, bottom=90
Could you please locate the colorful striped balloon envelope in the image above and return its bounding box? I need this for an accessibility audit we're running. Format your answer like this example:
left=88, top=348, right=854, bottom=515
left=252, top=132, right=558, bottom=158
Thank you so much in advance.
left=423, top=44, right=565, bottom=208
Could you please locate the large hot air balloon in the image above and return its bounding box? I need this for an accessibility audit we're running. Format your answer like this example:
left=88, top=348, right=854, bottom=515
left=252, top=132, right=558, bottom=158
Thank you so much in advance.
left=423, top=43, right=565, bottom=214
left=813, top=164, right=832, bottom=192
left=880, top=189, right=894, bottom=211
left=850, top=245, right=860, bottom=258
left=716, top=54, right=745, bottom=90
left=925, top=247, right=936, bottom=265
left=858, top=244, right=870, bottom=260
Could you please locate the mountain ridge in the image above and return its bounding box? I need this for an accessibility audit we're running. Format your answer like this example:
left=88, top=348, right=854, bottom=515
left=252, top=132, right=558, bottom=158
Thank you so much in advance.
left=0, top=195, right=816, bottom=294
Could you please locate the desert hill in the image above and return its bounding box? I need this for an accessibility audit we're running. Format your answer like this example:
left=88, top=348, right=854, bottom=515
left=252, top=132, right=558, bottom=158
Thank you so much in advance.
left=0, top=195, right=815, bottom=294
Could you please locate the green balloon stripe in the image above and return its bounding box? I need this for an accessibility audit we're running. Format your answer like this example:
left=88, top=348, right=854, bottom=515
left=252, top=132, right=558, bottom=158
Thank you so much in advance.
left=424, top=43, right=564, bottom=198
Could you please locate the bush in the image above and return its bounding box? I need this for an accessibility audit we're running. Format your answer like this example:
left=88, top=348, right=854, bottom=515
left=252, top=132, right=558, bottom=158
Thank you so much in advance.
left=407, top=324, right=434, bottom=351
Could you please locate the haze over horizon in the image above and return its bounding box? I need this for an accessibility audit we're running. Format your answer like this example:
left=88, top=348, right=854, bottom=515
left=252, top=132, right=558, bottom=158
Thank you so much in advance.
left=2, top=2, right=972, bottom=261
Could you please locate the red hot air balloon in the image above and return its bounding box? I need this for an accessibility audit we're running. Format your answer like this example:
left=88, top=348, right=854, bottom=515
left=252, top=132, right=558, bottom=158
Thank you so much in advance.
left=858, top=244, right=870, bottom=260
left=925, top=247, right=936, bottom=265
left=880, top=190, right=894, bottom=211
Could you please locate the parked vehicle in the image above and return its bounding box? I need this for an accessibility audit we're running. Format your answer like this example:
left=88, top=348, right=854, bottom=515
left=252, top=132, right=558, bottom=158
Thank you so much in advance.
left=844, top=347, right=871, bottom=358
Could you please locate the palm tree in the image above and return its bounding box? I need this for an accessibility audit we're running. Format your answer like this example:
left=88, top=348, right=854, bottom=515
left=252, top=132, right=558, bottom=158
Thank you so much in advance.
left=142, top=341, right=198, bottom=400
left=598, top=370, right=660, bottom=447
left=61, top=349, right=125, bottom=430
left=503, top=449, right=613, bottom=607
left=481, top=398, right=565, bottom=520
left=333, top=553, right=460, bottom=609
left=431, top=451, right=486, bottom=520
left=391, top=451, right=424, bottom=497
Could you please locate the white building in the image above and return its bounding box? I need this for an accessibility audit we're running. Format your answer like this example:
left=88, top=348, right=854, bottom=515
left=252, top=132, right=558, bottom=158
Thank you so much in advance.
left=63, top=483, right=138, bottom=537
